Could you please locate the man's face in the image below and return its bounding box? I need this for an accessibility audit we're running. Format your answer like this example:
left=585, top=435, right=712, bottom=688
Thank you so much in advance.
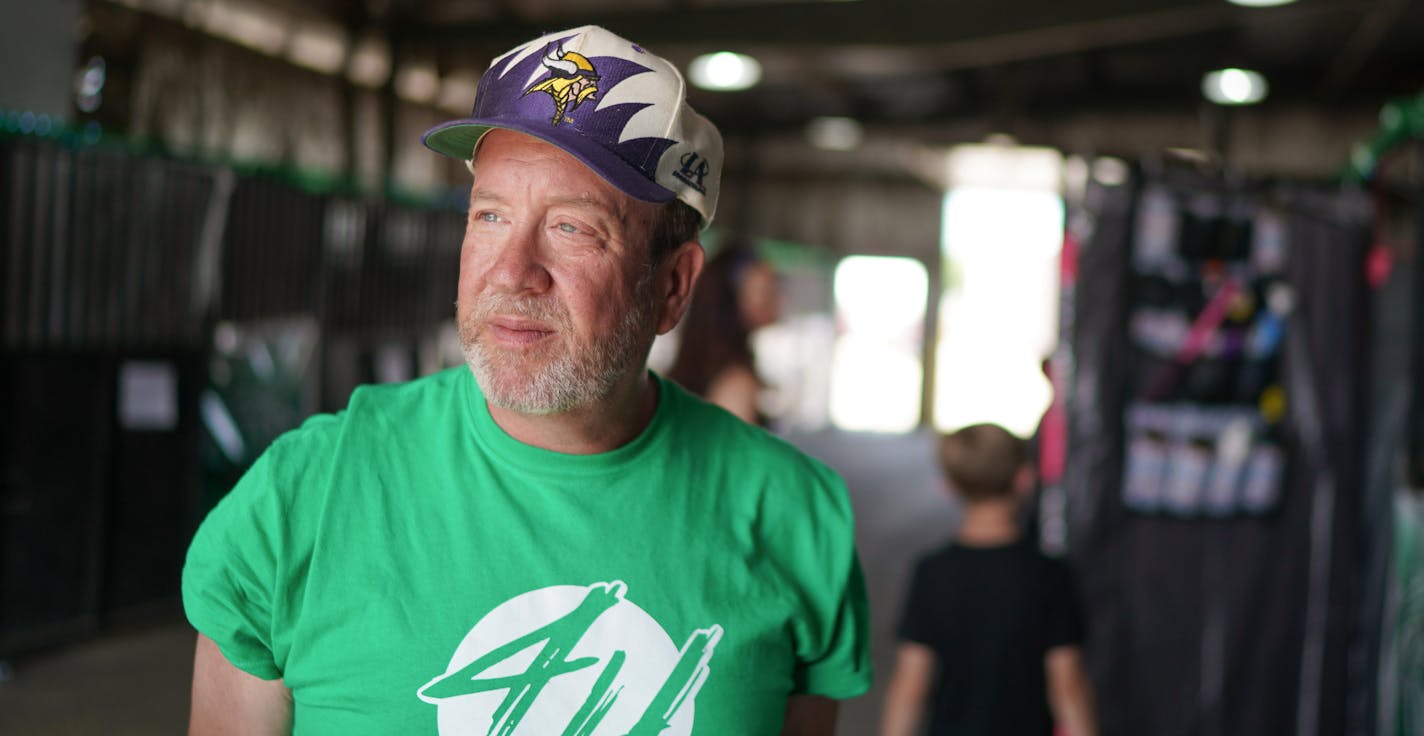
left=456, top=129, right=663, bottom=415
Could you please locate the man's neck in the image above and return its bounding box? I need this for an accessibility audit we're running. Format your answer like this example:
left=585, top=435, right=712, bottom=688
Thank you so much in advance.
left=955, top=499, right=1022, bottom=547
left=486, top=370, right=659, bottom=455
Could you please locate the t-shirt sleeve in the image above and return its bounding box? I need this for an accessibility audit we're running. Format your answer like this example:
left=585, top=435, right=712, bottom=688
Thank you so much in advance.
left=791, top=544, right=873, bottom=699
left=1045, top=557, right=1086, bottom=649
left=181, top=447, right=290, bottom=681
left=896, top=557, right=935, bottom=646
left=786, top=472, right=874, bottom=700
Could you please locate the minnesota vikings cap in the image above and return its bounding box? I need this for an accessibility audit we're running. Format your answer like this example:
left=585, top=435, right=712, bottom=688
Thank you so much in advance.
left=422, top=26, right=723, bottom=226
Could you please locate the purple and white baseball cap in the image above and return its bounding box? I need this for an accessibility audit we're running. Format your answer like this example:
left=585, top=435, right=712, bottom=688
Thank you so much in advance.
left=422, top=25, right=723, bottom=226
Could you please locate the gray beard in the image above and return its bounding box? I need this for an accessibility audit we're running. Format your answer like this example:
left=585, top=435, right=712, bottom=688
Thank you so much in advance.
left=459, top=276, right=655, bottom=415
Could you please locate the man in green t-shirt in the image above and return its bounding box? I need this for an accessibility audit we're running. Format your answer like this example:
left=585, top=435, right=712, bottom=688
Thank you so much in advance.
left=184, top=25, right=871, bottom=735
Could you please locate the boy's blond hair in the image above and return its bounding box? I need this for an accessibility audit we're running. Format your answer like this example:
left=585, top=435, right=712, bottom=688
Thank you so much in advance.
left=938, top=423, right=1028, bottom=503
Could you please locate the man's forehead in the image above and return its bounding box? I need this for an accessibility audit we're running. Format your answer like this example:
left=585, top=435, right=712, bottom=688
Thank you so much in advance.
left=467, top=187, right=617, bottom=214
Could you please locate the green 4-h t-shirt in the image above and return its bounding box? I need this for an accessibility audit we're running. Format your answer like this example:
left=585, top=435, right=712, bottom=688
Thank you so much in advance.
left=183, top=367, right=872, bottom=734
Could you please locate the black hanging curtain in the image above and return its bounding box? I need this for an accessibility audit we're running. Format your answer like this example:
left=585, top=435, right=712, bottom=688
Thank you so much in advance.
left=1064, top=168, right=1372, bottom=736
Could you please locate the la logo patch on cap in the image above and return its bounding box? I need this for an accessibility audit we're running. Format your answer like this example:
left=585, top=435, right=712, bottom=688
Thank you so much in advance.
left=673, top=151, right=711, bottom=195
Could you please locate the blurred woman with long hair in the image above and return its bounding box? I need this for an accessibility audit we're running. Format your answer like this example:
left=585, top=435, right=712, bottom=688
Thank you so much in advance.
left=667, top=240, right=782, bottom=424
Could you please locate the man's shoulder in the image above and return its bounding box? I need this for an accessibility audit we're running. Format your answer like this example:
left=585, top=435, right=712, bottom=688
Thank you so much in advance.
left=662, top=376, right=834, bottom=475
left=331, top=367, right=467, bottom=427
left=659, top=377, right=849, bottom=517
left=344, top=365, right=468, bottom=416
left=263, top=367, right=468, bottom=458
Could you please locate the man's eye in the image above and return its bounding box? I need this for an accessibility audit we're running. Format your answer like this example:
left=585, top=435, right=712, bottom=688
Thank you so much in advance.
left=478, top=211, right=501, bottom=223
left=557, top=222, right=581, bottom=234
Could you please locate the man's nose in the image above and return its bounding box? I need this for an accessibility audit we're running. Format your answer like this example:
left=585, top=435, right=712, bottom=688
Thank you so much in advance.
left=485, top=225, right=552, bottom=294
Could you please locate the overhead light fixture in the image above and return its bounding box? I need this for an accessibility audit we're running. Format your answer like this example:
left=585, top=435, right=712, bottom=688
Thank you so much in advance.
left=688, top=52, right=762, bottom=92
left=395, top=63, right=439, bottom=104
left=1164, top=146, right=1217, bottom=165
left=75, top=56, right=107, bottom=114
left=438, top=74, right=480, bottom=114
left=348, top=34, right=391, bottom=88
left=1091, top=157, right=1130, bottom=187
left=1202, top=68, right=1268, bottom=105
left=1225, top=0, right=1297, bottom=7
left=201, top=1, right=288, bottom=56
left=289, top=24, right=348, bottom=75
left=806, top=116, right=864, bottom=151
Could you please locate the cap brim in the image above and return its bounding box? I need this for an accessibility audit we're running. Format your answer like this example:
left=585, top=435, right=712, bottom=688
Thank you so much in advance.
left=422, top=118, right=676, bottom=205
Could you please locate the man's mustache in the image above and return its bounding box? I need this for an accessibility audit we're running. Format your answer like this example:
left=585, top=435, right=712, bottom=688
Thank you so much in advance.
left=466, top=296, right=570, bottom=328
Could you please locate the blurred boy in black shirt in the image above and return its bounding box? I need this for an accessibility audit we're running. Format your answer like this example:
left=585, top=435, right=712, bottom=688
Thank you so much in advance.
left=881, top=424, right=1097, bottom=736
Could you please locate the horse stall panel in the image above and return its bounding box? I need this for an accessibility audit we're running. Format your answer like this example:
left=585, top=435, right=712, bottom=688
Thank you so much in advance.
left=1, top=136, right=214, bottom=649
left=0, top=354, right=111, bottom=655
left=104, top=353, right=204, bottom=619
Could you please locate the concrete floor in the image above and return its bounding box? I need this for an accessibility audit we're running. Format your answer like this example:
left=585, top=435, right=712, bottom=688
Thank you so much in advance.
left=0, top=427, right=958, bottom=736
left=0, top=613, right=196, bottom=735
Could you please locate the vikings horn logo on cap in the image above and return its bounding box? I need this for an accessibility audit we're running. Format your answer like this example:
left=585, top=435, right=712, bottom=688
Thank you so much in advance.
left=524, top=45, right=601, bottom=126
left=420, top=26, right=723, bottom=227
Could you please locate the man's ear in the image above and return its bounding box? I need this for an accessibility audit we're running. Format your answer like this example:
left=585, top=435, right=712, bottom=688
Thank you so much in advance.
left=654, top=241, right=705, bottom=335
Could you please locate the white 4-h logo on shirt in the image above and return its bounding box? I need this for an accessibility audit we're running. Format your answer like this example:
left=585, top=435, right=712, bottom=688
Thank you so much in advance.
left=417, top=581, right=723, bottom=735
